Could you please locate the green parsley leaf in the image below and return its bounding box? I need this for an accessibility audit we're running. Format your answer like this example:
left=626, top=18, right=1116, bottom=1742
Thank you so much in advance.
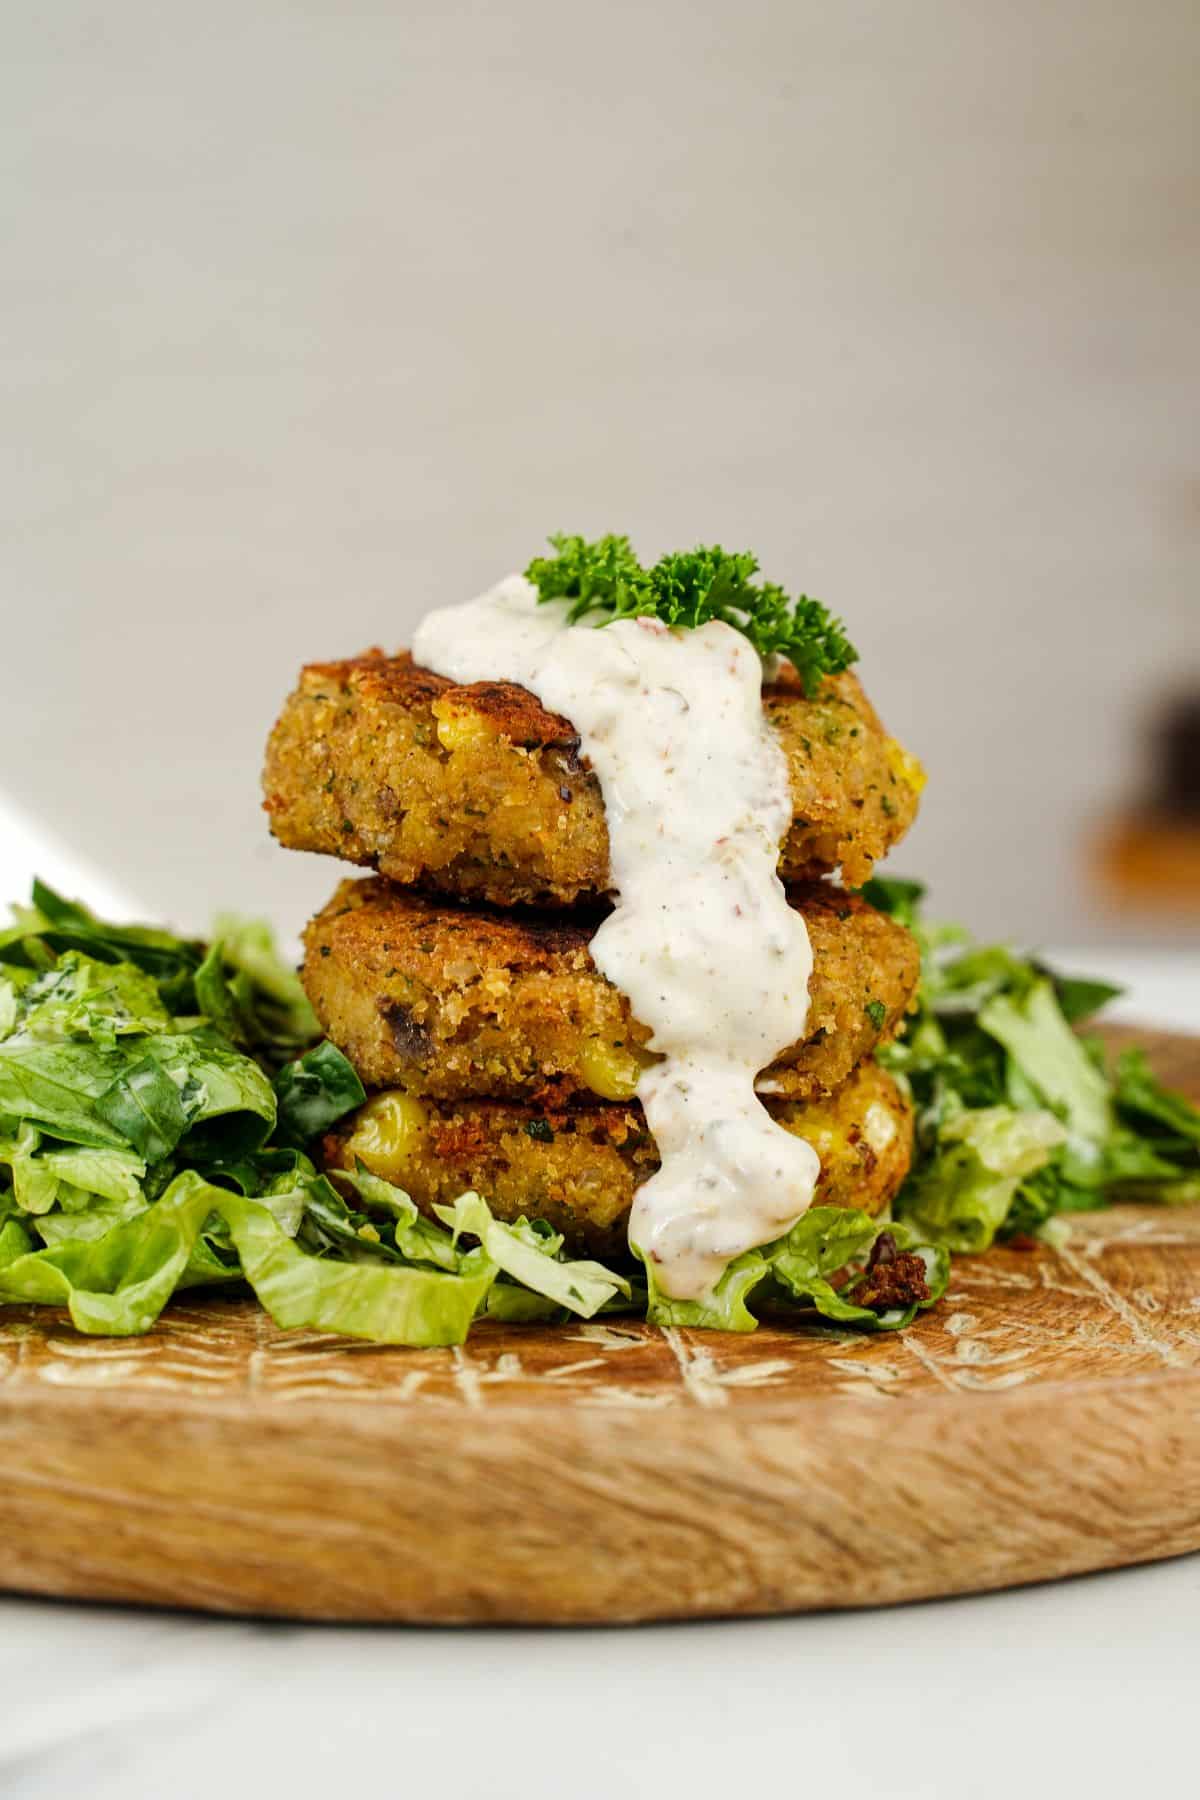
left=524, top=534, right=858, bottom=697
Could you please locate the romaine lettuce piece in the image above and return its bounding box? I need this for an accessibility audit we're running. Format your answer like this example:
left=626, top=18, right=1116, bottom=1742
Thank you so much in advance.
left=876, top=882, right=1199, bottom=1243
left=33, top=1192, right=150, bottom=1245
left=642, top=1207, right=949, bottom=1332
left=643, top=1248, right=768, bottom=1331
left=196, top=924, right=318, bottom=1066
left=438, top=1190, right=631, bottom=1319
left=1114, top=1048, right=1200, bottom=1147
left=0, top=1172, right=498, bottom=1345
left=222, top=1182, right=495, bottom=1345
left=0, top=1039, right=132, bottom=1148
left=0, top=1126, right=147, bottom=1220
left=768, top=1208, right=949, bottom=1329
left=899, top=1106, right=1065, bottom=1251
left=979, top=978, right=1112, bottom=1146
left=0, top=1175, right=217, bottom=1333
left=19, top=953, right=171, bottom=1046
left=273, top=1040, right=365, bottom=1147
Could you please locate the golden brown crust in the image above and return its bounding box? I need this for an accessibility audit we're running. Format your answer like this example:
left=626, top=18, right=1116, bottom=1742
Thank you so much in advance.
left=263, top=651, right=923, bottom=905
left=297, top=650, right=579, bottom=749
left=302, top=876, right=919, bottom=1104
left=323, top=1058, right=913, bottom=1259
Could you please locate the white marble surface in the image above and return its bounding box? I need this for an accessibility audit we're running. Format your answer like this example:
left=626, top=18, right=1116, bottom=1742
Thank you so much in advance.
left=3, top=1556, right=1199, bottom=1799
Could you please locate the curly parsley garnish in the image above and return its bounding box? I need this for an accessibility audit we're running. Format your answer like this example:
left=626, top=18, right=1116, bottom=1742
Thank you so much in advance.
left=524, top=533, right=858, bottom=696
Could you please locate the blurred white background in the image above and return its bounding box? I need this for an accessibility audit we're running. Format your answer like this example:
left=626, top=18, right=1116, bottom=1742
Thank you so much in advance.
left=2, top=0, right=1197, bottom=945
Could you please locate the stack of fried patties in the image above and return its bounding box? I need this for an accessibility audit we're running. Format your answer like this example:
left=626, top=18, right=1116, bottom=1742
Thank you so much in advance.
left=263, top=650, right=924, bottom=1262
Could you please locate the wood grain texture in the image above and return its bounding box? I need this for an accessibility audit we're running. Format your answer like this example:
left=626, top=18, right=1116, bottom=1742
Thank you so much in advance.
left=1, top=1028, right=1198, bottom=1625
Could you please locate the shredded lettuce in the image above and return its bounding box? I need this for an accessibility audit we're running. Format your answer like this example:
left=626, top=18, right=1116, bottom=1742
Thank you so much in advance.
left=866, top=877, right=1200, bottom=1251
left=642, top=1207, right=949, bottom=1332
left=4, top=874, right=1190, bottom=1345
left=439, top=1189, right=631, bottom=1318
left=0, top=1161, right=630, bottom=1344
left=0, top=886, right=657, bottom=1345
left=0, top=881, right=316, bottom=1068
left=979, top=979, right=1112, bottom=1148
left=897, top=1107, right=1066, bottom=1252
left=645, top=1249, right=767, bottom=1331
left=0, top=1171, right=495, bottom=1344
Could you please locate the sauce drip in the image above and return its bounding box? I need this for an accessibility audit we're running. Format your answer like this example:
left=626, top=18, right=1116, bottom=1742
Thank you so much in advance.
left=413, top=575, right=819, bottom=1299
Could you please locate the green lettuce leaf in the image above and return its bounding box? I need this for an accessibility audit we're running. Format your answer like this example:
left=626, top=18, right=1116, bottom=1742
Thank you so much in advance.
left=196, top=924, right=318, bottom=1068
left=897, top=1107, right=1066, bottom=1252
left=332, top=1164, right=461, bottom=1269
left=39, top=1144, right=146, bottom=1206
left=979, top=979, right=1112, bottom=1147
left=222, top=1186, right=495, bottom=1344
left=273, top=1041, right=366, bottom=1147
left=1039, top=968, right=1124, bottom=1026
left=0, top=880, right=203, bottom=1013
left=0, top=961, right=276, bottom=1164
left=18, top=953, right=171, bottom=1046
left=2, top=1122, right=63, bottom=1214
left=0, top=1125, right=146, bottom=1219
left=0, top=972, right=24, bottom=1041
left=437, top=1190, right=631, bottom=1318
left=643, top=1249, right=769, bottom=1331
left=483, top=1284, right=568, bottom=1323
left=0, top=1175, right=216, bottom=1332
left=871, top=880, right=1200, bottom=1248
left=33, top=1192, right=150, bottom=1245
left=642, top=1206, right=949, bottom=1332
left=327, top=1165, right=633, bottom=1318
left=769, top=1208, right=949, bottom=1329
left=1114, top=1048, right=1200, bottom=1147
left=95, top=1051, right=189, bottom=1160
left=859, top=875, right=927, bottom=931
left=0, top=883, right=319, bottom=1066
left=0, top=1171, right=497, bottom=1345
left=0, top=1039, right=132, bottom=1149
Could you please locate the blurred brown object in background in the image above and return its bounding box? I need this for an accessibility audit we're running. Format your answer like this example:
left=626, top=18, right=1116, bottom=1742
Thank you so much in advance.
left=1094, top=691, right=1200, bottom=918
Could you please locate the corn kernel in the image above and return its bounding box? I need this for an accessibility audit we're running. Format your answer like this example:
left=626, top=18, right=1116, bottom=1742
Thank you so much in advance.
left=579, top=1037, right=656, bottom=1101
left=344, top=1090, right=428, bottom=1181
left=432, top=699, right=493, bottom=754
left=885, top=738, right=926, bottom=794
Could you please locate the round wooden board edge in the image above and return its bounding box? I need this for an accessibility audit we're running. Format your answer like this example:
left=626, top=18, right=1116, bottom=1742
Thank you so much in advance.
left=3, top=1348, right=1200, bottom=1625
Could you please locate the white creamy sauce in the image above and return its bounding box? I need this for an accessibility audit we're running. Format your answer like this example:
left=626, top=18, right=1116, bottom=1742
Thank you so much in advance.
left=413, top=575, right=820, bottom=1300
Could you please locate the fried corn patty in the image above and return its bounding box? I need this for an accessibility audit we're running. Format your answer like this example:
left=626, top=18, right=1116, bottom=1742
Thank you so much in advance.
left=323, top=1057, right=913, bottom=1259
left=303, top=876, right=919, bottom=1105
left=264, top=651, right=923, bottom=905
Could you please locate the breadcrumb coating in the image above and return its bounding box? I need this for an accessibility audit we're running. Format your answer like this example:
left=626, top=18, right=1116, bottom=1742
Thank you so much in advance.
left=302, top=876, right=919, bottom=1105
left=264, top=650, right=923, bottom=905
left=323, top=1057, right=913, bottom=1259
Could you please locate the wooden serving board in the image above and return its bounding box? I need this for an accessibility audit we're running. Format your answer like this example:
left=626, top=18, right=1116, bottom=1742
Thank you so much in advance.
left=1, top=1028, right=1198, bottom=1625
